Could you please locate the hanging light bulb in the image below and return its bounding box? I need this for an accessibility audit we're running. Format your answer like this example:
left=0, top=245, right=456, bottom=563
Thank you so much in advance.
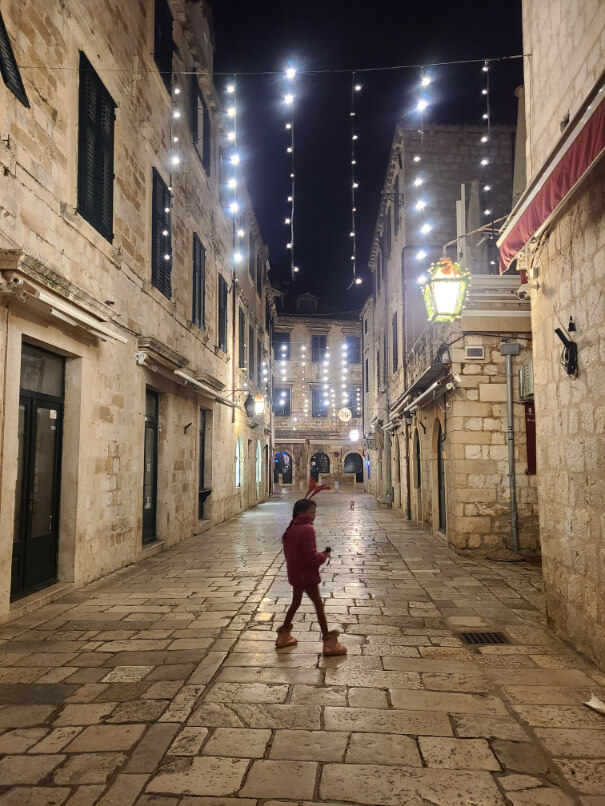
left=284, top=93, right=294, bottom=105
left=417, top=98, right=428, bottom=112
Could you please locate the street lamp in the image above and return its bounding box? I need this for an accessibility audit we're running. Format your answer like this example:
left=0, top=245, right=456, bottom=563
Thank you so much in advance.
left=420, top=257, right=471, bottom=323
left=243, top=394, right=265, bottom=418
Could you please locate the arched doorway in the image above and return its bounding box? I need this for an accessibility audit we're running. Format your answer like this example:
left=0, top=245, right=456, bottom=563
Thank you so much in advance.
left=343, top=452, right=363, bottom=482
left=310, top=452, right=330, bottom=480
left=436, top=423, right=446, bottom=533
left=274, top=451, right=292, bottom=484
left=256, top=441, right=262, bottom=499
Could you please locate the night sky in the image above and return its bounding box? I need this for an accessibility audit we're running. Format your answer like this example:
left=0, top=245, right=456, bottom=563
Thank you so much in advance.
left=211, top=1, right=523, bottom=310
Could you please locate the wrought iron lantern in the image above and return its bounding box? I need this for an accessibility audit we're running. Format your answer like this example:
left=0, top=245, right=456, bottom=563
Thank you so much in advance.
left=420, top=257, right=470, bottom=322
left=244, top=393, right=265, bottom=417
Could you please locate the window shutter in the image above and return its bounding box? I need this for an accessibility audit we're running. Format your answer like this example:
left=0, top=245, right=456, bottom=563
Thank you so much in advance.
left=392, top=312, right=398, bottom=372
left=154, top=0, right=173, bottom=93
left=192, top=234, right=205, bottom=330
left=257, top=340, right=262, bottom=386
left=0, top=11, right=29, bottom=107
left=152, top=169, right=171, bottom=298
left=77, top=52, right=115, bottom=241
left=218, top=275, right=228, bottom=352
left=248, top=325, right=255, bottom=377
left=383, top=335, right=388, bottom=384
left=202, top=95, right=211, bottom=172
left=238, top=308, right=246, bottom=368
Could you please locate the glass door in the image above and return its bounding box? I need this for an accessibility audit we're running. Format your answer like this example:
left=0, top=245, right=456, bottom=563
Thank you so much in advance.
left=437, top=424, right=447, bottom=534
left=142, top=390, right=158, bottom=544
left=12, top=344, right=64, bottom=600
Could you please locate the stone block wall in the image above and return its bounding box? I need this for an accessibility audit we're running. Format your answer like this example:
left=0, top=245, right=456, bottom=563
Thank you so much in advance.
left=530, top=159, right=605, bottom=666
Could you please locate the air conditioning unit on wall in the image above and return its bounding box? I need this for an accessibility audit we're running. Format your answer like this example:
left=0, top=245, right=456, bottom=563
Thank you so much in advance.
left=519, top=359, right=534, bottom=401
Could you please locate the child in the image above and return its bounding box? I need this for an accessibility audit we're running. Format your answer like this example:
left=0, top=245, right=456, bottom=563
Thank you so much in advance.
left=275, top=497, right=347, bottom=656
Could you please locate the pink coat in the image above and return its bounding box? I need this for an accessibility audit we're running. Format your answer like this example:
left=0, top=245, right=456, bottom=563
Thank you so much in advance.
left=282, top=514, right=327, bottom=587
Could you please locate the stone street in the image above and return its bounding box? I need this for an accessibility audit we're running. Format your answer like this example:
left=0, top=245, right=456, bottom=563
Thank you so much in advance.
left=0, top=491, right=604, bottom=806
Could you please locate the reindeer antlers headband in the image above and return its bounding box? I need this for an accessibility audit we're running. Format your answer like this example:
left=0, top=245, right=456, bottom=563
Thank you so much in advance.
left=305, top=477, right=331, bottom=500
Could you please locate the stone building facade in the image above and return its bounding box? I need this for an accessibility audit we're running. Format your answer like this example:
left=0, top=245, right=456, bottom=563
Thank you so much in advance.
left=362, top=124, right=540, bottom=553
left=498, top=0, right=605, bottom=666
left=0, top=0, right=272, bottom=619
left=272, top=300, right=363, bottom=492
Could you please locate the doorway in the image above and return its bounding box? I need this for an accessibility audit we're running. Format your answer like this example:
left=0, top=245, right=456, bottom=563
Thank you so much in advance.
left=437, top=422, right=447, bottom=534
left=310, top=452, right=330, bottom=480
left=12, top=344, right=64, bottom=600
left=142, top=390, right=159, bottom=544
left=274, top=451, right=292, bottom=484
left=343, top=452, right=363, bottom=482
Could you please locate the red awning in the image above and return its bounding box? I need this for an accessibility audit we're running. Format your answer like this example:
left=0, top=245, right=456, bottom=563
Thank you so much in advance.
left=498, top=92, right=605, bottom=273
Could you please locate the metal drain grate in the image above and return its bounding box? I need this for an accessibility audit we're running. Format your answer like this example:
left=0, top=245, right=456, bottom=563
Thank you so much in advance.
left=459, top=631, right=510, bottom=646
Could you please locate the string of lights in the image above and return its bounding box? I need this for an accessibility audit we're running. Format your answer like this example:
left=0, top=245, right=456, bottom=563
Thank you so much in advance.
left=283, top=63, right=298, bottom=279
left=347, top=74, right=363, bottom=289
left=480, top=60, right=493, bottom=222
left=225, top=78, right=245, bottom=267
left=414, top=67, right=432, bottom=263
left=16, top=54, right=524, bottom=76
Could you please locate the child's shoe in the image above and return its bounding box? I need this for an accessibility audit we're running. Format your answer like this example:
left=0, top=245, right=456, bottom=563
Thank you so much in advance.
left=275, top=624, right=298, bottom=649
left=322, top=630, right=347, bottom=656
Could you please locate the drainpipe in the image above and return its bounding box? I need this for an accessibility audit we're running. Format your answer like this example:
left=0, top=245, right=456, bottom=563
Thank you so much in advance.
left=500, top=342, right=520, bottom=553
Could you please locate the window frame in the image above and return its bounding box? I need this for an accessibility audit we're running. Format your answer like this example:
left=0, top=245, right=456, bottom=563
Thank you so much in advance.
left=392, top=311, right=398, bottom=373
left=151, top=168, right=172, bottom=298
left=0, top=10, right=29, bottom=107
left=191, top=77, right=211, bottom=174
left=192, top=233, right=206, bottom=330
left=311, top=334, right=328, bottom=363
left=345, top=336, right=361, bottom=364
left=248, top=324, right=255, bottom=379
left=312, top=388, right=329, bottom=419
left=273, top=387, right=291, bottom=417
left=272, top=332, right=290, bottom=361
left=77, top=52, right=115, bottom=242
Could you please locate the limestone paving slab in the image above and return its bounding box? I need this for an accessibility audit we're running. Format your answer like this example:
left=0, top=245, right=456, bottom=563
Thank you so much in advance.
left=0, top=492, right=603, bottom=805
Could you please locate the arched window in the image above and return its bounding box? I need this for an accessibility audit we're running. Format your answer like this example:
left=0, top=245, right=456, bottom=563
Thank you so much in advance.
left=256, top=441, right=262, bottom=485
left=343, top=452, right=363, bottom=482
left=310, top=452, right=330, bottom=479
left=235, top=436, right=243, bottom=488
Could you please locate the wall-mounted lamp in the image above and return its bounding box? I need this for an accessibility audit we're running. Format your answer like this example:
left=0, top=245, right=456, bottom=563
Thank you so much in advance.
left=244, top=393, right=266, bottom=417
left=420, top=258, right=471, bottom=322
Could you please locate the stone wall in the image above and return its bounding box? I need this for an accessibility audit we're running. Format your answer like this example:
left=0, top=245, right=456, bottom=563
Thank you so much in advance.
left=0, top=0, right=271, bottom=617
left=530, top=159, right=605, bottom=666
left=519, top=0, right=605, bottom=667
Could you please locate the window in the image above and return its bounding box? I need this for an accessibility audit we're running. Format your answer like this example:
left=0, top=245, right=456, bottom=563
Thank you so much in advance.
left=345, top=336, right=361, bottom=364
left=154, top=0, right=173, bottom=93
left=238, top=308, right=246, bottom=368
left=273, top=387, right=291, bottom=417
left=256, top=339, right=262, bottom=386
left=218, top=275, right=228, bottom=352
left=151, top=169, right=172, bottom=298
left=312, top=334, right=328, bottom=362
left=340, top=387, right=361, bottom=417
left=394, top=175, right=400, bottom=235
left=235, top=435, right=242, bottom=488
left=392, top=312, right=398, bottom=372
left=191, top=78, right=211, bottom=173
left=77, top=53, right=115, bottom=241
left=364, top=317, right=368, bottom=334
left=248, top=325, right=255, bottom=378
left=365, top=358, right=369, bottom=393
left=383, top=334, right=388, bottom=385
left=376, top=350, right=380, bottom=389
left=248, top=233, right=255, bottom=281
left=377, top=252, right=382, bottom=293
left=0, top=11, right=29, bottom=107
left=192, top=234, right=206, bottom=330
left=312, top=388, right=329, bottom=418
left=256, top=254, right=263, bottom=296
left=273, top=332, right=290, bottom=361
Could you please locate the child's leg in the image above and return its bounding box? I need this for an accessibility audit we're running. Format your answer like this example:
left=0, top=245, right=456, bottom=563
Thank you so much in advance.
left=283, top=586, right=303, bottom=627
left=304, top=584, right=329, bottom=637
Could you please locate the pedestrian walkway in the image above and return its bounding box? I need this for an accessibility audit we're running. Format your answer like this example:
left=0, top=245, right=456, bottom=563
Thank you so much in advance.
left=0, top=492, right=604, bottom=805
